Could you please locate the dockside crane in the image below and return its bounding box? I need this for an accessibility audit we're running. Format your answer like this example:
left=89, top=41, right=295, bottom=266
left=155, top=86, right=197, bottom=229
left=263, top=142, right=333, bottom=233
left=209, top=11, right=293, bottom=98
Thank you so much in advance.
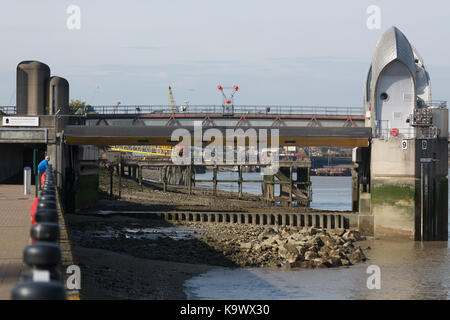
left=168, top=86, right=176, bottom=114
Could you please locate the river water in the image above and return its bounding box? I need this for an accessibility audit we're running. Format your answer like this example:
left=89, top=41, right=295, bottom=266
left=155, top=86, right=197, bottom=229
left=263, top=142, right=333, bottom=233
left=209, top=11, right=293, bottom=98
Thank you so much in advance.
left=195, top=172, right=352, bottom=211
left=185, top=175, right=450, bottom=300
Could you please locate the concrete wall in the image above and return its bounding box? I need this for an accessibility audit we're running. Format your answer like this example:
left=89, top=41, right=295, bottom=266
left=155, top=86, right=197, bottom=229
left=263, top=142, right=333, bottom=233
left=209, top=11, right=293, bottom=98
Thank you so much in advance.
left=370, top=138, right=416, bottom=239
left=369, top=137, right=448, bottom=240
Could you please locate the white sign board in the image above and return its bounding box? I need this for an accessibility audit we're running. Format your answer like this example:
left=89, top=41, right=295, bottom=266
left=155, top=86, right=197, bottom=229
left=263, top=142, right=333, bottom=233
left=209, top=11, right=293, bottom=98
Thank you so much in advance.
left=401, top=140, right=407, bottom=150
left=422, top=140, right=428, bottom=150
left=2, top=117, right=39, bottom=127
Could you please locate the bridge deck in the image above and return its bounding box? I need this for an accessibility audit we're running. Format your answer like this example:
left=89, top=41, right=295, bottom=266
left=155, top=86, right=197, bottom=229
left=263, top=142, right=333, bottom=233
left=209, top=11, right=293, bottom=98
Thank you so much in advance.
left=0, top=185, right=33, bottom=300
left=64, top=126, right=371, bottom=147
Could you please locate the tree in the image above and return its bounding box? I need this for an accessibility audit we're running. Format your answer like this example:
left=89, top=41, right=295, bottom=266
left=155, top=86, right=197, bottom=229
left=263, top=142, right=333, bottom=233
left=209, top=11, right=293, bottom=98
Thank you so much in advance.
left=69, top=99, right=95, bottom=114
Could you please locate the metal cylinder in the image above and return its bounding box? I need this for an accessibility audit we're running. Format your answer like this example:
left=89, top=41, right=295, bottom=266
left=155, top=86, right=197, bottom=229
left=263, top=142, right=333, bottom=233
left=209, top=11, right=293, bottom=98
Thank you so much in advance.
left=24, top=167, right=31, bottom=195
left=16, top=61, right=50, bottom=115
left=37, top=200, right=57, bottom=210
left=23, top=242, right=61, bottom=269
left=35, top=209, right=58, bottom=223
left=430, top=107, right=448, bottom=138
left=48, top=76, right=69, bottom=115
left=30, top=223, right=60, bottom=242
left=11, top=281, right=66, bottom=300
left=40, top=189, right=56, bottom=197
left=38, top=194, right=56, bottom=202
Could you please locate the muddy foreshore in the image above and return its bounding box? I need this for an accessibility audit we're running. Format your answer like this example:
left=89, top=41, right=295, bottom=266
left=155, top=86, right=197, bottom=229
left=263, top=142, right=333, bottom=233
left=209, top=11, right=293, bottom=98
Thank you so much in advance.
left=67, top=206, right=368, bottom=299
left=66, top=174, right=366, bottom=299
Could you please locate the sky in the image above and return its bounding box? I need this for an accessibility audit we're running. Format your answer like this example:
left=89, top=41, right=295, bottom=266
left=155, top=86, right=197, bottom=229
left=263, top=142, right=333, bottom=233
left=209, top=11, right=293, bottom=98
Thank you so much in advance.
left=0, top=0, right=449, bottom=108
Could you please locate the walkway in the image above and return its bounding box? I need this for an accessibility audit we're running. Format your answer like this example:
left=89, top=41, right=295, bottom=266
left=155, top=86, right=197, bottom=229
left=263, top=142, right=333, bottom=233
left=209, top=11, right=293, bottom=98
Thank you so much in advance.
left=0, top=184, right=34, bottom=300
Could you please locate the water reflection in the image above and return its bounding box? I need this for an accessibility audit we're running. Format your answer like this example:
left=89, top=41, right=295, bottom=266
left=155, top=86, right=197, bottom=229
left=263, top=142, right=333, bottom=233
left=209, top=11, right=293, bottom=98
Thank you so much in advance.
left=184, top=176, right=449, bottom=300
left=185, top=240, right=449, bottom=300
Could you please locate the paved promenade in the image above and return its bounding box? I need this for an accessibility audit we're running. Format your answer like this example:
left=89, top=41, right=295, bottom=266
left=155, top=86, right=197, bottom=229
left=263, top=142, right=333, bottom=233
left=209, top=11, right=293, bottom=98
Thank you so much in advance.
left=0, top=184, right=34, bottom=300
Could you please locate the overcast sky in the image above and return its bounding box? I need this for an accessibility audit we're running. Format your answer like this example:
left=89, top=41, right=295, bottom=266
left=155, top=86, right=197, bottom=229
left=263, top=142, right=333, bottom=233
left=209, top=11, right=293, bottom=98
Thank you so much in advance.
left=0, top=0, right=449, bottom=108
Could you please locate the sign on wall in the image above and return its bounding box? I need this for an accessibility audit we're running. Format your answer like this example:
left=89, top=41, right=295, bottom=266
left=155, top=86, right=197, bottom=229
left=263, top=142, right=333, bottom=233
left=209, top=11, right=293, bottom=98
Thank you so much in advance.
left=401, top=139, right=408, bottom=150
left=2, top=117, right=39, bottom=127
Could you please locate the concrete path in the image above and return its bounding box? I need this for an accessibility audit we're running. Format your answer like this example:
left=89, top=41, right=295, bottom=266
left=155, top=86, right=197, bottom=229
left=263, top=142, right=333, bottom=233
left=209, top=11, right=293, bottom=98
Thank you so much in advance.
left=0, top=184, right=34, bottom=300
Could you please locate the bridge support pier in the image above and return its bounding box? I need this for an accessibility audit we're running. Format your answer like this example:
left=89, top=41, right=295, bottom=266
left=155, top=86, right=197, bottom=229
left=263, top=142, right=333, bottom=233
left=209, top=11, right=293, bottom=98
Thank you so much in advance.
left=355, top=137, right=448, bottom=240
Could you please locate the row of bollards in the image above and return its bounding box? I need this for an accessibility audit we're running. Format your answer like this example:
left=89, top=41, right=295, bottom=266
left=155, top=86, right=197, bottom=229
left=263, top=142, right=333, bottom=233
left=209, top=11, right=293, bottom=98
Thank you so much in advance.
left=11, top=165, right=67, bottom=300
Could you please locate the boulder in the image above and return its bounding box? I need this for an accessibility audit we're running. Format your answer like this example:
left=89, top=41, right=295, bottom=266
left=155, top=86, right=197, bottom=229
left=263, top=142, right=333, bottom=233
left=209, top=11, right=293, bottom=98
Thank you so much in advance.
left=278, top=243, right=300, bottom=263
left=318, top=246, right=330, bottom=257
left=312, top=258, right=328, bottom=268
left=312, top=236, right=324, bottom=247
left=252, top=243, right=262, bottom=252
left=240, top=242, right=252, bottom=250
left=341, top=258, right=350, bottom=266
left=304, top=250, right=318, bottom=261
left=328, top=255, right=342, bottom=267
left=347, top=248, right=366, bottom=264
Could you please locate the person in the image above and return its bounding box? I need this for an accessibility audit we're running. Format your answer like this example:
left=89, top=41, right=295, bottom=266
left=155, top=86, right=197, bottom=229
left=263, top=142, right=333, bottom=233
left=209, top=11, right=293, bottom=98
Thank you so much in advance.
left=38, top=155, right=50, bottom=175
left=37, top=156, right=50, bottom=190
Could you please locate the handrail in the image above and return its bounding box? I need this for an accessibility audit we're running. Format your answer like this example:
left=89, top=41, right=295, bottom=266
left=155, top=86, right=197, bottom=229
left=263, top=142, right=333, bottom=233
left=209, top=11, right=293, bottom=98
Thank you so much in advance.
left=87, top=105, right=364, bottom=116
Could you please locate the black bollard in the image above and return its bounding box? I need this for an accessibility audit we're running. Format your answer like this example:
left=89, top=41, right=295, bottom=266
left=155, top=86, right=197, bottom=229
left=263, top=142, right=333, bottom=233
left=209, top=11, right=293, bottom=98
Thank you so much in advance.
left=22, top=242, right=62, bottom=282
left=43, top=180, right=55, bottom=186
left=35, top=208, right=58, bottom=223
left=11, top=281, right=66, bottom=300
left=38, top=194, right=56, bottom=202
left=37, top=200, right=57, bottom=210
left=30, top=223, right=60, bottom=242
left=42, top=183, right=55, bottom=189
left=40, top=188, right=56, bottom=196
left=23, top=242, right=61, bottom=269
left=41, top=187, right=56, bottom=194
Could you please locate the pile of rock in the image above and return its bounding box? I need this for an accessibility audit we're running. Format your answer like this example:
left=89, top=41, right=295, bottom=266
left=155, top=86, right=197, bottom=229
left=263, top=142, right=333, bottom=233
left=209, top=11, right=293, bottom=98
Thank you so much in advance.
left=181, top=223, right=367, bottom=269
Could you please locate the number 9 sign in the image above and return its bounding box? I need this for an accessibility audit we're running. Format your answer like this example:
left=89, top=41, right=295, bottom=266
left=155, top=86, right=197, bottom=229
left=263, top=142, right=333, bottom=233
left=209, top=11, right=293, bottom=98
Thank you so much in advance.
left=402, top=140, right=407, bottom=150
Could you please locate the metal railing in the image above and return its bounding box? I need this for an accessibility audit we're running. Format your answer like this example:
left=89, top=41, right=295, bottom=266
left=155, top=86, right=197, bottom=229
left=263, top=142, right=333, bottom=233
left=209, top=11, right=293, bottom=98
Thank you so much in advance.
left=0, top=104, right=365, bottom=116
left=374, top=119, right=438, bottom=139
left=87, top=105, right=363, bottom=116
left=422, top=100, right=447, bottom=108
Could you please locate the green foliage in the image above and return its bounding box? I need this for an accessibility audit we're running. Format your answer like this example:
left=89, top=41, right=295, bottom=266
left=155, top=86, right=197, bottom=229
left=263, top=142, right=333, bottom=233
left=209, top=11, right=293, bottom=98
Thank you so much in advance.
left=69, top=99, right=96, bottom=114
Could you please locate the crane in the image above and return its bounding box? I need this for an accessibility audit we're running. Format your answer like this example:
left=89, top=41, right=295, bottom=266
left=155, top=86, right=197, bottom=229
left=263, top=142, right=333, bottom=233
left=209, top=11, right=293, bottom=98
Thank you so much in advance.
left=88, top=85, right=100, bottom=105
left=113, top=101, right=121, bottom=114
left=217, top=84, right=239, bottom=116
left=168, top=86, right=176, bottom=114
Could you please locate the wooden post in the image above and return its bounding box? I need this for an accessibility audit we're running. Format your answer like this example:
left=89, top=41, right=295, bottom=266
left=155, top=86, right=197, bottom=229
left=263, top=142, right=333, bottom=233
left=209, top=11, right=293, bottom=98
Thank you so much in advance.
left=213, top=165, right=217, bottom=196
left=238, top=165, right=243, bottom=199
left=118, top=163, right=122, bottom=199
left=163, top=166, right=167, bottom=192
left=188, top=165, right=192, bottom=195
left=289, top=165, right=293, bottom=207
left=109, top=167, right=113, bottom=199
left=138, top=166, right=143, bottom=191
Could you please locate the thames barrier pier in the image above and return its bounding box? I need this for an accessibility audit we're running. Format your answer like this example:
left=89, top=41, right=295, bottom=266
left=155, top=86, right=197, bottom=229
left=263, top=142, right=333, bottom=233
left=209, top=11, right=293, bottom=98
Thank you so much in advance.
left=354, top=26, right=448, bottom=240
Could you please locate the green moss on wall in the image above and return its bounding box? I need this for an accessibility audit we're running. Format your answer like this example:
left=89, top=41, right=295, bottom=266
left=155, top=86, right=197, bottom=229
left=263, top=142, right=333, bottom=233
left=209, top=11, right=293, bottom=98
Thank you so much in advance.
left=371, top=184, right=415, bottom=208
